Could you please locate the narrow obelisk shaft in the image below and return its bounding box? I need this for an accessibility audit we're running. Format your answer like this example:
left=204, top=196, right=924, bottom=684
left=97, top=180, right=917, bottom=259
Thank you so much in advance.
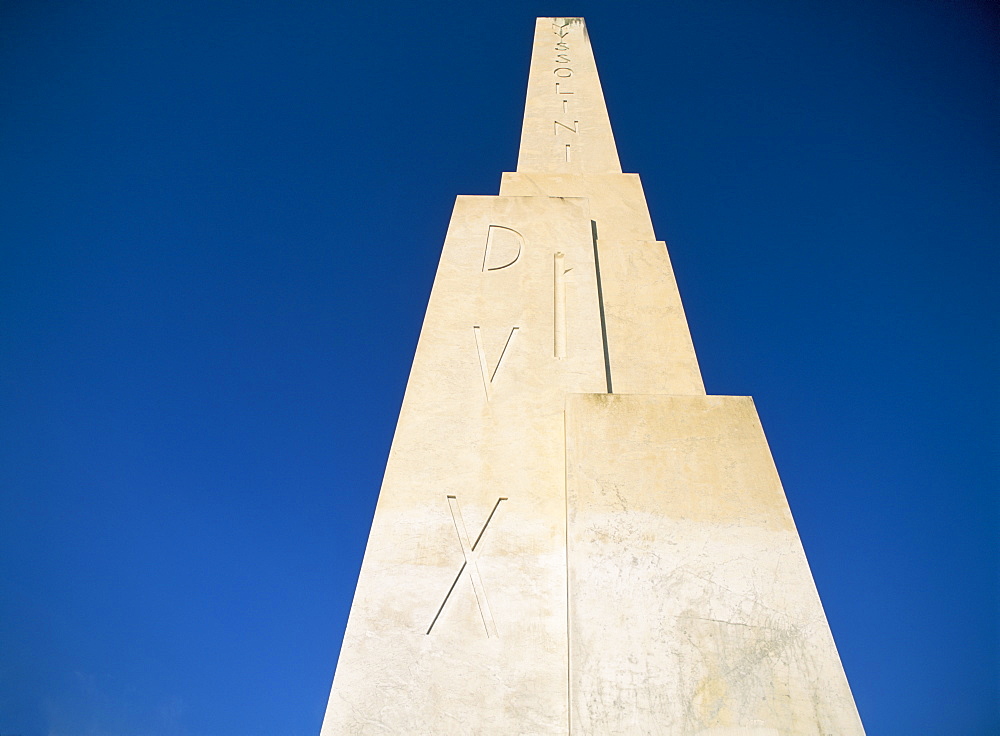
left=516, top=18, right=622, bottom=174
left=506, top=17, right=705, bottom=396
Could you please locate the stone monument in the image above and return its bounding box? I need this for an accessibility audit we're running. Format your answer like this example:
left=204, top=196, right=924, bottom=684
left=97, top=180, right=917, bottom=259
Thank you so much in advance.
left=320, top=17, right=865, bottom=735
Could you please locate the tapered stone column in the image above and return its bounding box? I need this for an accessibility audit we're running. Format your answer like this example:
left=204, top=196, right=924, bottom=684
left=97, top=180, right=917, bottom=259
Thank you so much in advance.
left=320, top=17, right=864, bottom=735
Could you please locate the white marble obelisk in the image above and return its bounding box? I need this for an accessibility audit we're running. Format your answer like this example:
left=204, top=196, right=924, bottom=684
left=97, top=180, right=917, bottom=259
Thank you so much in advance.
left=320, top=18, right=865, bottom=735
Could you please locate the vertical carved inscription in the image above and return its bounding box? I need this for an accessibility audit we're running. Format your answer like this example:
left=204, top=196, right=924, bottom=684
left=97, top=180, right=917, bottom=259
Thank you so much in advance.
left=551, top=20, right=581, bottom=163
left=426, top=496, right=508, bottom=637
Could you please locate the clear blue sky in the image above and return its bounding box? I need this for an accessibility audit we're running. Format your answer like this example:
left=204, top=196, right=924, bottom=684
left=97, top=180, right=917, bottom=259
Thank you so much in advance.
left=1, top=1, right=996, bottom=734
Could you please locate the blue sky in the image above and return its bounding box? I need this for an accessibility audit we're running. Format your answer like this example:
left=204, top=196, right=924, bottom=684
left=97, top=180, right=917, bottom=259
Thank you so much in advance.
left=1, top=1, right=996, bottom=734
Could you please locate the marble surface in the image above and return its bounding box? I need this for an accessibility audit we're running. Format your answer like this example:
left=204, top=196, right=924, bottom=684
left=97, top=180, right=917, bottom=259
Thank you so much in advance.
left=320, top=17, right=864, bottom=735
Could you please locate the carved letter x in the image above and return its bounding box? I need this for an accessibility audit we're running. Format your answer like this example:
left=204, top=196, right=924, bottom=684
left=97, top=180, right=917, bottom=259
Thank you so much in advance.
left=426, top=496, right=507, bottom=637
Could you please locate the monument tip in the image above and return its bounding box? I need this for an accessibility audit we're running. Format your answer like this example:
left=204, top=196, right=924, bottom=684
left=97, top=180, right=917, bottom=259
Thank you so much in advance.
left=516, top=16, right=621, bottom=174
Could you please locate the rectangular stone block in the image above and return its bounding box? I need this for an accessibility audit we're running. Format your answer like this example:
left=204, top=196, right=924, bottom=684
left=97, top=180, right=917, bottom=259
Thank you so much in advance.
left=565, top=393, right=864, bottom=735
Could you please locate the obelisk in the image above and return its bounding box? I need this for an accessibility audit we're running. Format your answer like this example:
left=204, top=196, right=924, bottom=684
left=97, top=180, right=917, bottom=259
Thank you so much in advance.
left=320, top=18, right=865, bottom=735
